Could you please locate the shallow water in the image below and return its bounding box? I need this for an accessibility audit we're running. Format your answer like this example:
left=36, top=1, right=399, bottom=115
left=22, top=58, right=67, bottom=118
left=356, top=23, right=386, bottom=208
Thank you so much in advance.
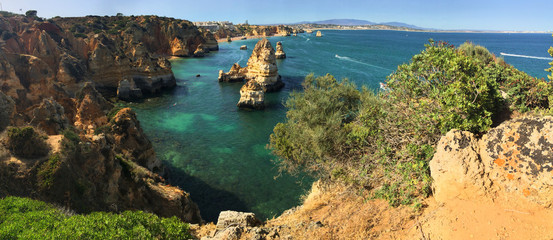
left=126, top=30, right=552, bottom=221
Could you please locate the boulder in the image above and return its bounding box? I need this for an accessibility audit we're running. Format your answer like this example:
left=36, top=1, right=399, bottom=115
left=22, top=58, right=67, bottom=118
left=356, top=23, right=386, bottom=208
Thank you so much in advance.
left=480, top=116, right=553, bottom=206
left=215, top=211, right=262, bottom=230
left=316, top=31, right=322, bottom=37
left=29, top=98, right=70, bottom=135
left=275, top=41, right=286, bottom=59
left=430, top=130, right=488, bottom=203
left=240, top=45, right=247, bottom=50
left=237, top=80, right=265, bottom=110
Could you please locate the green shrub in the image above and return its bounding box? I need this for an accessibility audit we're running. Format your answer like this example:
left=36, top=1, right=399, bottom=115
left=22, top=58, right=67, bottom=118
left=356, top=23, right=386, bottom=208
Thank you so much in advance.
left=5, top=127, right=50, bottom=158
left=37, top=154, right=62, bottom=190
left=0, top=196, right=192, bottom=239
left=458, top=42, right=494, bottom=64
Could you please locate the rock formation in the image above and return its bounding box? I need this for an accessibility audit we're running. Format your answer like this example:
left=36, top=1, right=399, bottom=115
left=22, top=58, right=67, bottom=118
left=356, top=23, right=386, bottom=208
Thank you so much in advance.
left=275, top=41, right=286, bottom=59
left=202, top=211, right=262, bottom=240
left=0, top=14, right=206, bottom=223
left=237, top=80, right=264, bottom=110
left=218, top=38, right=284, bottom=109
left=316, top=31, right=322, bottom=37
left=240, top=45, right=247, bottom=50
left=430, top=116, right=553, bottom=207
left=0, top=14, right=218, bottom=105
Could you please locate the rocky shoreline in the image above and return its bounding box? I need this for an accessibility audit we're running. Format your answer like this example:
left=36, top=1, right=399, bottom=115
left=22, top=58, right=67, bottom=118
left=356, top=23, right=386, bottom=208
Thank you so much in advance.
left=0, top=12, right=218, bottom=223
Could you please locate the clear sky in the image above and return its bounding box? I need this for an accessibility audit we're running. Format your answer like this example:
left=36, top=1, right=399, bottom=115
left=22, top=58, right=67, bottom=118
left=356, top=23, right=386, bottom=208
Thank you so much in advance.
left=1, top=0, right=552, bottom=31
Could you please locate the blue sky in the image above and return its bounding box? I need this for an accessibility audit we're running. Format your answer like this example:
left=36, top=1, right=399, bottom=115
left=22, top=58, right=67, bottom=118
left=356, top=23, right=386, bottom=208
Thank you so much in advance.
left=2, top=0, right=552, bottom=31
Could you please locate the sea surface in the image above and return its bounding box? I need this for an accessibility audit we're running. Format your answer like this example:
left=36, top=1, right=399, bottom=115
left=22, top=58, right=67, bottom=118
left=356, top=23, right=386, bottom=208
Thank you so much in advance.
left=126, top=30, right=552, bottom=221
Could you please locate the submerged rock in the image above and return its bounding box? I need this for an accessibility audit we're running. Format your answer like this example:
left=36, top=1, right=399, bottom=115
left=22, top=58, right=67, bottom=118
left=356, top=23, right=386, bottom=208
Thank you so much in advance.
left=275, top=41, right=286, bottom=59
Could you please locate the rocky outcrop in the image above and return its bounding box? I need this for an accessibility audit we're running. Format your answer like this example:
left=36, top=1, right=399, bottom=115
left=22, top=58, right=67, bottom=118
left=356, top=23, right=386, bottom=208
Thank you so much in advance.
left=218, top=38, right=284, bottom=110
left=117, top=79, right=143, bottom=101
left=29, top=98, right=70, bottom=135
left=111, top=108, right=162, bottom=173
left=0, top=14, right=217, bottom=104
left=240, top=45, right=247, bottom=50
left=218, top=63, right=247, bottom=83
left=237, top=80, right=264, bottom=110
left=74, top=82, right=112, bottom=133
left=316, top=31, right=322, bottom=37
left=430, top=116, right=553, bottom=207
left=430, top=130, right=488, bottom=203
left=202, top=211, right=262, bottom=240
left=275, top=41, right=286, bottom=59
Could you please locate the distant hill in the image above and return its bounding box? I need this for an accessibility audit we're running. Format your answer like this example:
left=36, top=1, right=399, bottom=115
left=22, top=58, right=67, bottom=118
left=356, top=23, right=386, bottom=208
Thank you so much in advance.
left=310, top=19, right=376, bottom=26
left=378, top=22, right=422, bottom=29
left=287, top=19, right=425, bottom=29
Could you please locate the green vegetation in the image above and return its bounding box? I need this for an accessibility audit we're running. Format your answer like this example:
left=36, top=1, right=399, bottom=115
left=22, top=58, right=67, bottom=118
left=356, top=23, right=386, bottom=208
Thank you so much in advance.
left=0, top=196, right=192, bottom=239
left=5, top=127, right=50, bottom=158
left=270, top=40, right=553, bottom=206
left=37, top=154, right=62, bottom=190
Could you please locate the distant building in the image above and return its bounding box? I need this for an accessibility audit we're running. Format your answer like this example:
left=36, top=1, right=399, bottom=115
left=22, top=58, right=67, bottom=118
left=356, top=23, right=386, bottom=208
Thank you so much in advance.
left=193, top=21, right=235, bottom=31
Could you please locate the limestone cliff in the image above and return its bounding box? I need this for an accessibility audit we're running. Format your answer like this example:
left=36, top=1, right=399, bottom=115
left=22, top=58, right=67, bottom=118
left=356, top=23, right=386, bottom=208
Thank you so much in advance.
left=0, top=13, right=205, bottom=223
left=275, top=41, right=286, bottom=59
left=0, top=14, right=218, bottom=105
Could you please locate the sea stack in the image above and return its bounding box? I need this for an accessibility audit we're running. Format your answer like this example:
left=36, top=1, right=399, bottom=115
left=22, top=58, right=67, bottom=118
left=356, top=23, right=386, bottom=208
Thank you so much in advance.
left=219, top=38, right=284, bottom=109
left=237, top=80, right=265, bottom=110
left=244, top=38, right=284, bottom=92
left=275, top=42, right=286, bottom=59
left=316, top=31, right=322, bottom=37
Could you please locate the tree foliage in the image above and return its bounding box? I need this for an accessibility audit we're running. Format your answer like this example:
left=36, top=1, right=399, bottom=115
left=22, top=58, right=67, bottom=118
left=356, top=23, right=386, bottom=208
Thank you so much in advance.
left=270, top=40, right=551, bottom=206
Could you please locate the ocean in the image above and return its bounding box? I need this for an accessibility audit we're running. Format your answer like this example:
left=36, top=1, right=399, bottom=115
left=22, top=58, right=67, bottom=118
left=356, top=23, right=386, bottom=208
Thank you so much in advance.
left=125, top=30, right=552, bottom=221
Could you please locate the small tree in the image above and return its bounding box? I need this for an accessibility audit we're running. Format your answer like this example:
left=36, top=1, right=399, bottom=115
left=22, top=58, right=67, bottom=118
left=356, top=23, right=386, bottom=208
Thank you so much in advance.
left=547, top=34, right=553, bottom=81
left=25, top=10, right=37, bottom=18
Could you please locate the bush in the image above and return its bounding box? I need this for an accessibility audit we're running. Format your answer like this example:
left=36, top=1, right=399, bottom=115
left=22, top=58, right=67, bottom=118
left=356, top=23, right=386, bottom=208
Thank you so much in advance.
left=270, top=40, right=514, bottom=206
left=5, top=127, right=50, bottom=158
left=37, top=154, right=62, bottom=190
left=0, top=196, right=192, bottom=239
left=458, top=42, right=494, bottom=64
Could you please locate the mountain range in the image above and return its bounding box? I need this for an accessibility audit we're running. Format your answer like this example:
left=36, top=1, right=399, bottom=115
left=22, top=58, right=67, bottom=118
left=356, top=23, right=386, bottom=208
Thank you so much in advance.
left=288, top=19, right=424, bottom=29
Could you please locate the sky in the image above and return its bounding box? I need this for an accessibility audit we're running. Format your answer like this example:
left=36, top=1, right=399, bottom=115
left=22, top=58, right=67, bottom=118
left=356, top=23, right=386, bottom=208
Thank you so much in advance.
left=1, top=0, right=552, bottom=31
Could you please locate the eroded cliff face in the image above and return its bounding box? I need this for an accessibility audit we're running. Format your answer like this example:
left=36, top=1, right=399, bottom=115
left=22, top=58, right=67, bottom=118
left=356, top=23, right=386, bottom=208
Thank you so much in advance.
left=0, top=14, right=206, bottom=223
left=0, top=14, right=218, bottom=105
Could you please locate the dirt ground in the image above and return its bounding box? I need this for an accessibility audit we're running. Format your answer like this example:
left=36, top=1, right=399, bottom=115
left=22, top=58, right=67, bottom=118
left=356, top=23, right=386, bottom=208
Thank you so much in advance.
left=193, top=181, right=553, bottom=240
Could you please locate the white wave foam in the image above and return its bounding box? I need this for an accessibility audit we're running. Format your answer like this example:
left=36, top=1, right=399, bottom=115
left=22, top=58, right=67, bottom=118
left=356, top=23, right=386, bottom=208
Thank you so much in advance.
left=335, top=54, right=391, bottom=71
left=500, top=52, right=553, bottom=60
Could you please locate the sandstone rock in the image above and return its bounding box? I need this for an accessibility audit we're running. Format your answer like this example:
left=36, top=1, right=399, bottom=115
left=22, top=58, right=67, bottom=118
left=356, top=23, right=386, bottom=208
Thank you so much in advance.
left=215, top=211, right=262, bottom=231
left=245, top=38, right=284, bottom=92
left=480, top=116, right=553, bottom=206
left=218, top=63, right=247, bottom=83
left=237, top=80, right=265, bottom=110
left=117, top=79, right=143, bottom=101
left=275, top=41, right=286, bottom=59
left=111, top=108, right=162, bottom=173
left=29, top=98, right=70, bottom=135
left=74, top=83, right=112, bottom=133
left=430, top=130, right=488, bottom=203
left=316, top=31, right=322, bottom=37
left=240, top=45, right=247, bottom=50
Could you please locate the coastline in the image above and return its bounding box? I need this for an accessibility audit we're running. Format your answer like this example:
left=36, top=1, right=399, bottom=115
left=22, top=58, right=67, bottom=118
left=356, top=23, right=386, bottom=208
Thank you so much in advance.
left=216, top=33, right=290, bottom=43
left=304, top=27, right=552, bottom=34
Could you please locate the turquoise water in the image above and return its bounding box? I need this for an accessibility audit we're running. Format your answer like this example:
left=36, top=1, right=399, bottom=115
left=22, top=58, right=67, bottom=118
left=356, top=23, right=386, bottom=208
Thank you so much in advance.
left=126, top=30, right=552, bottom=221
